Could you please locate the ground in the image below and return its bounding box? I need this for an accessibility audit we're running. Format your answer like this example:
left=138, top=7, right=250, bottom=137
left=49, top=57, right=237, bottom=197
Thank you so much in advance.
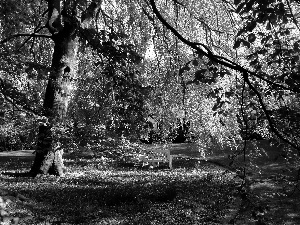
left=0, top=141, right=299, bottom=224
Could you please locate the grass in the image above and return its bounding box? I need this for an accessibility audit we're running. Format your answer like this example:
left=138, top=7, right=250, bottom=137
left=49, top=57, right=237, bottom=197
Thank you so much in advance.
left=0, top=146, right=300, bottom=224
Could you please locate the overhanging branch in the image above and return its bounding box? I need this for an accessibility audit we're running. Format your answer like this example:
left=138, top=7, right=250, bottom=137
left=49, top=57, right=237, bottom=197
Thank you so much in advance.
left=149, top=0, right=300, bottom=150
left=0, top=78, right=41, bottom=116
left=243, top=72, right=300, bottom=152
left=149, top=0, right=300, bottom=94
left=1, top=33, right=52, bottom=45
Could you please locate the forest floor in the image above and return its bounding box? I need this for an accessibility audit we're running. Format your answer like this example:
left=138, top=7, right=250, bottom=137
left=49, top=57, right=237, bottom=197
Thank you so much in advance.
left=0, top=142, right=300, bottom=225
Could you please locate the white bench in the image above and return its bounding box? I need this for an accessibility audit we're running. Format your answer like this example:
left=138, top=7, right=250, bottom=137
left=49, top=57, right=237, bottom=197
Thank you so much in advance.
left=138, top=143, right=202, bottom=169
left=139, top=144, right=174, bottom=169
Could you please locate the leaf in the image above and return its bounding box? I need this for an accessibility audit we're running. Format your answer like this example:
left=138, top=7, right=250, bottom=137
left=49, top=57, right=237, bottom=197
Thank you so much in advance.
left=207, top=91, right=217, bottom=98
left=225, top=91, right=233, bottom=98
left=266, top=22, right=271, bottom=30
left=294, top=42, right=299, bottom=51
left=197, top=52, right=204, bottom=59
left=233, top=39, right=241, bottom=49
left=243, top=1, right=255, bottom=14
left=246, top=21, right=257, bottom=32
left=273, top=39, right=280, bottom=46
left=242, top=40, right=251, bottom=48
left=257, top=32, right=265, bottom=36
left=212, top=103, right=219, bottom=111
left=257, top=12, right=268, bottom=23
left=248, top=33, right=256, bottom=43
left=284, top=29, right=290, bottom=35
left=192, top=59, right=199, bottom=66
left=236, top=28, right=245, bottom=37
left=277, top=2, right=285, bottom=15
left=250, top=58, right=258, bottom=66
left=217, top=71, right=226, bottom=77
left=179, top=68, right=185, bottom=74
left=194, top=69, right=207, bottom=81
left=269, top=13, right=277, bottom=24
left=234, top=0, right=241, bottom=5
left=236, top=2, right=245, bottom=14
left=206, top=78, right=215, bottom=84
left=179, top=66, right=190, bottom=74
left=293, top=55, right=299, bottom=63
left=257, top=49, right=267, bottom=55
left=246, top=52, right=257, bottom=60
left=16, top=194, right=29, bottom=202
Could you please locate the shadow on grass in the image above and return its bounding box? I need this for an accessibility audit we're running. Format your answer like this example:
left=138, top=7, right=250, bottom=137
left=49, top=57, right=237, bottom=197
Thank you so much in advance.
left=1, top=149, right=300, bottom=224
left=1, top=171, right=33, bottom=177
left=0, top=153, right=238, bottom=224
left=16, top=176, right=236, bottom=224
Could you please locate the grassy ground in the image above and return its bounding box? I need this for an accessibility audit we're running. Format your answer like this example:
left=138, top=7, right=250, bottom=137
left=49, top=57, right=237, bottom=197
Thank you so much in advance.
left=0, top=143, right=299, bottom=225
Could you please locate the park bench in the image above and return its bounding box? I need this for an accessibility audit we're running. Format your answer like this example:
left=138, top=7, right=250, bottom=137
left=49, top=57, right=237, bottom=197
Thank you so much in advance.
left=139, top=144, right=173, bottom=168
left=139, top=143, right=200, bottom=169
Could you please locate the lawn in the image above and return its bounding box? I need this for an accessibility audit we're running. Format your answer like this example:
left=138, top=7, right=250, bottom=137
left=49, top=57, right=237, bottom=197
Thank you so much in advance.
left=0, top=142, right=300, bottom=225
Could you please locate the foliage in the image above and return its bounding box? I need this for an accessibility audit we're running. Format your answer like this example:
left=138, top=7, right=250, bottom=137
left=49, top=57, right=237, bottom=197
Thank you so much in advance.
left=0, top=0, right=299, bottom=182
left=0, top=113, right=37, bottom=151
left=1, top=1, right=300, bottom=224
left=231, top=0, right=300, bottom=146
left=67, top=45, right=151, bottom=145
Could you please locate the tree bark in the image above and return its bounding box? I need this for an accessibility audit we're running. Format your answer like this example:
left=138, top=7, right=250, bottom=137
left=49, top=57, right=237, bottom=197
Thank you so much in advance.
left=30, top=2, right=79, bottom=176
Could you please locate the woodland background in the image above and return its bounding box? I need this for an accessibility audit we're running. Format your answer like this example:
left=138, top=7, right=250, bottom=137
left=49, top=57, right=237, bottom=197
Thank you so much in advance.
left=0, top=0, right=300, bottom=224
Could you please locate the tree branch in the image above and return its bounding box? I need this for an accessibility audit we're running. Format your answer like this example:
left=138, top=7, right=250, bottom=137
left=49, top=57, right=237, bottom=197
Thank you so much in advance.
left=149, top=0, right=300, bottom=94
left=149, top=0, right=300, bottom=150
left=1, top=33, right=52, bottom=45
left=286, top=0, right=300, bottom=32
left=0, top=78, right=41, bottom=116
left=243, top=72, right=300, bottom=152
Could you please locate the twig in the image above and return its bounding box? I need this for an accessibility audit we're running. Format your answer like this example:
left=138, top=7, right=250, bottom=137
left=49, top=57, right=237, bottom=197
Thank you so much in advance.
left=286, top=0, right=300, bottom=33
left=0, top=78, right=40, bottom=115
left=1, top=33, right=52, bottom=45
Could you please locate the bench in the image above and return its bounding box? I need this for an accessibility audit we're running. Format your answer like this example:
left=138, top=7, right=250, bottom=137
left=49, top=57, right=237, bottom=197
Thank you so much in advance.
left=139, top=143, right=200, bottom=169
left=139, top=144, right=173, bottom=168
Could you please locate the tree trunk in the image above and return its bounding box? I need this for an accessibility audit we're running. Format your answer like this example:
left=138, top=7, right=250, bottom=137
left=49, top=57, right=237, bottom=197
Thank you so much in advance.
left=30, top=17, right=78, bottom=176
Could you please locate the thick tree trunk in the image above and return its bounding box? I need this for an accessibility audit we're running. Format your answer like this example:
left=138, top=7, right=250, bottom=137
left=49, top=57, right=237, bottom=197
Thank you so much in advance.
left=28, top=0, right=101, bottom=176
left=30, top=22, right=78, bottom=176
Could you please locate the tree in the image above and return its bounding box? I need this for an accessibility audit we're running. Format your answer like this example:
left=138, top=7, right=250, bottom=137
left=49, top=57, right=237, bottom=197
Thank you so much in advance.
left=28, top=0, right=96, bottom=176
left=1, top=0, right=102, bottom=176
left=148, top=0, right=300, bottom=150
left=137, top=0, right=239, bottom=144
left=1, top=0, right=300, bottom=177
left=1, top=0, right=147, bottom=176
